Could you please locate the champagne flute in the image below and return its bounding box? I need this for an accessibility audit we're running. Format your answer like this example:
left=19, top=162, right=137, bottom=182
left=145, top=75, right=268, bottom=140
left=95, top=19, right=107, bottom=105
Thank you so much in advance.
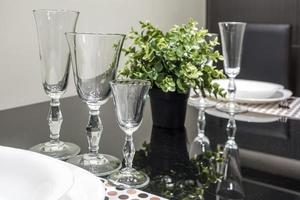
left=31, top=9, right=81, bottom=160
left=216, top=22, right=247, bottom=114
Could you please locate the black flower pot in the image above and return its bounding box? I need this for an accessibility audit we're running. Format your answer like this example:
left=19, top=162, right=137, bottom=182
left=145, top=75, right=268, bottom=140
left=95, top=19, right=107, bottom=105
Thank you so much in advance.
left=148, top=88, right=190, bottom=175
left=149, top=88, right=188, bottom=129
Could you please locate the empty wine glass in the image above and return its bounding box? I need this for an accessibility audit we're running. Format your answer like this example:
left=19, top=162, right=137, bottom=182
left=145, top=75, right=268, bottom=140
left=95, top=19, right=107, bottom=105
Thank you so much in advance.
left=189, top=33, right=219, bottom=158
left=65, top=32, right=125, bottom=176
left=108, top=79, right=150, bottom=189
left=216, top=22, right=247, bottom=114
left=217, top=112, right=245, bottom=199
left=30, top=9, right=81, bottom=160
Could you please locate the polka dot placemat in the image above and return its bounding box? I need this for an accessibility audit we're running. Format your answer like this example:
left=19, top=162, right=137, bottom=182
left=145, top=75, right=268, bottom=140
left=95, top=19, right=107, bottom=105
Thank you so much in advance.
left=99, top=178, right=168, bottom=200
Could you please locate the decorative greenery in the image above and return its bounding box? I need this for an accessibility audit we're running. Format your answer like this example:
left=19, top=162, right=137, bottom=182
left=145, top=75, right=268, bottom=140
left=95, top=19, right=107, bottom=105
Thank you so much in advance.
left=134, top=142, right=223, bottom=200
left=119, top=20, right=226, bottom=97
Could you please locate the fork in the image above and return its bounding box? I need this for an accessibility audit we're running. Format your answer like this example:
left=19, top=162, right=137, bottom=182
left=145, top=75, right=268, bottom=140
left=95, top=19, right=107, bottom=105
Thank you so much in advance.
left=278, top=97, right=295, bottom=109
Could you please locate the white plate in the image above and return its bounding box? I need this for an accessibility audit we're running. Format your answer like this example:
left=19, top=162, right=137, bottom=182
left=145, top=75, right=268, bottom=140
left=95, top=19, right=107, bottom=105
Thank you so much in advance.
left=206, top=108, right=280, bottom=123
left=62, top=163, right=105, bottom=200
left=213, top=79, right=284, bottom=99
left=0, top=146, right=74, bottom=200
left=234, top=89, right=292, bottom=104
left=0, top=146, right=105, bottom=200
left=204, top=79, right=292, bottom=104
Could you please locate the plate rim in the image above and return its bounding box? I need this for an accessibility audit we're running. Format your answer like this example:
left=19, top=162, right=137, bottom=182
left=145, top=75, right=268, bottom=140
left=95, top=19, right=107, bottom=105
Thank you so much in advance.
left=235, top=89, right=292, bottom=104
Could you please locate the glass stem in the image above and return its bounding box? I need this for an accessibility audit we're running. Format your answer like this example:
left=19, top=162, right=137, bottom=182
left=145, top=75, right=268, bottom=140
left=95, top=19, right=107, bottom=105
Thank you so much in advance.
left=225, top=113, right=238, bottom=150
left=197, top=106, right=206, bottom=139
left=48, top=98, right=62, bottom=144
left=86, top=107, right=102, bottom=156
left=228, top=77, right=236, bottom=110
left=123, top=133, right=135, bottom=169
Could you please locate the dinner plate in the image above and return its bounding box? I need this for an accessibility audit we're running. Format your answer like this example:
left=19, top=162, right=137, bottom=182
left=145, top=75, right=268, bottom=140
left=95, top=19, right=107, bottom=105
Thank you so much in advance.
left=205, top=79, right=292, bottom=104
left=213, top=79, right=284, bottom=99
left=0, top=146, right=105, bottom=200
left=62, top=163, right=105, bottom=200
left=233, top=89, right=292, bottom=104
left=0, top=146, right=74, bottom=200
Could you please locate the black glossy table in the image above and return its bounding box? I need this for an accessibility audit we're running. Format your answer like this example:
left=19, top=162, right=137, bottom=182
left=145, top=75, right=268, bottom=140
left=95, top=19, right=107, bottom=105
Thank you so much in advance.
left=1, top=96, right=300, bottom=200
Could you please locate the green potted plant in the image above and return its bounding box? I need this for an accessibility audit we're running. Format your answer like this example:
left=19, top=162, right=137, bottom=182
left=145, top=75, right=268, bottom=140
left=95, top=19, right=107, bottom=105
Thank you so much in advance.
left=119, top=19, right=224, bottom=130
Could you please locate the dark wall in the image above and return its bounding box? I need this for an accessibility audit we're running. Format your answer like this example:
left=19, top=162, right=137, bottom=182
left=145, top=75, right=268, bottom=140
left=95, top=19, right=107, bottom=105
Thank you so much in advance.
left=206, top=0, right=300, bottom=95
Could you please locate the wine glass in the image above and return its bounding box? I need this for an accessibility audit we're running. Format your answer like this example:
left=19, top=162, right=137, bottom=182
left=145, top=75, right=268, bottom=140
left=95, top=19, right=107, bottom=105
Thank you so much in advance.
left=65, top=32, right=125, bottom=176
left=216, top=22, right=247, bottom=114
left=216, top=112, right=245, bottom=199
left=30, top=9, right=81, bottom=160
left=108, top=79, right=150, bottom=189
left=189, top=33, right=219, bottom=158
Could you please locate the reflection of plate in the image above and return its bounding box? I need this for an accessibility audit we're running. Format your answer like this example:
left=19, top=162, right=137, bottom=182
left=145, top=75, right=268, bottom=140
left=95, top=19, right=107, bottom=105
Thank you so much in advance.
left=206, top=108, right=280, bottom=123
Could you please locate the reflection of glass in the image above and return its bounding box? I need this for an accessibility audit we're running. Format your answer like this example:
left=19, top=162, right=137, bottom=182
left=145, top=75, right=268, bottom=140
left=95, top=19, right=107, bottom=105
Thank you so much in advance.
left=108, top=80, right=150, bottom=189
left=216, top=22, right=247, bottom=114
left=189, top=100, right=211, bottom=158
left=189, top=33, right=219, bottom=158
left=66, top=33, right=125, bottom=176
left=30, top=9, right=81, bottom=160
left=217, top=113, right=245, bottom=199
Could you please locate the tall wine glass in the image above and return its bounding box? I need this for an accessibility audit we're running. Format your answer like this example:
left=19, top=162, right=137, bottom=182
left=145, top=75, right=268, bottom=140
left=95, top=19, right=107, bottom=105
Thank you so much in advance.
left=31, top=9, right=81, bottom=160
left=189, top=33, right=219, bottom=158
left=108, top=79, right=150, bottom=189
left=66, top=33, right=125, bottom=176
left=216, top=113, right=245, bottom=199
left=216, top=22, right=247, bottom=114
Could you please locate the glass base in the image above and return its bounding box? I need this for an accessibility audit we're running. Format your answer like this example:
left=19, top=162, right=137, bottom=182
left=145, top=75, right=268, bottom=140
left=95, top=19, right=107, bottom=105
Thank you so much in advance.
left=189, top=96, right=216, bottom=109
left=30, top=141, right=80, bottom=160
left=216, top=102, right=247, bottom=114
left=189, top=136, right=210, bottom=159
left=217, top=146, right=245, bottom=199
left=67, top=153, right=121, bottom=177
left=217, top=180, right=245, bottom=199
left=108, top=167, right=150, bottom=189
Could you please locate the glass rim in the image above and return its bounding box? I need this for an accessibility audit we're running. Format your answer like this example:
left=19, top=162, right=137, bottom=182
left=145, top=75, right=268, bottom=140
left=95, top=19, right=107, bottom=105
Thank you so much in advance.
left=110, top=79, right=151, bottom=86
left=33, top=9, right=80, bottom=14
left=65, top=32, right=126, bottom=37
left=218, top=22, right=247, bottom=26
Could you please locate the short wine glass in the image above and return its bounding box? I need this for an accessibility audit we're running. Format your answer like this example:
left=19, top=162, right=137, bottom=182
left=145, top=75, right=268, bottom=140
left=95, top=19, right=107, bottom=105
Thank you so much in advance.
left=216, top=22, right=247, bottom=114
left=65, top=32, right=125, bottom=176
left=30, top=9, right=81, bottom=160
left=108, top=79, right=151, bottom=189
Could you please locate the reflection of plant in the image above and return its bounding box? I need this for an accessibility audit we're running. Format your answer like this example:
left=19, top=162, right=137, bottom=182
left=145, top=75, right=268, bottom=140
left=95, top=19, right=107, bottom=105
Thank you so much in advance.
left=134, top=142, right=223, bottom=200
left=119, top=20, right=225, bottom=97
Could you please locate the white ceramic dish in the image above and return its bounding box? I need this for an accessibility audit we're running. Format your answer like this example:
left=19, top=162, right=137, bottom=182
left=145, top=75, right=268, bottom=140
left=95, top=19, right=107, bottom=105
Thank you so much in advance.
left=213, top=79, right=284, bottom=99
left=234, top=89, right=292, bottom=104
left=0, top=146, right=74, bottom=200
left=62, top=163, right=105, bottom=200
left=0, top=146, right=105, bottom=200
left=205, top=79, right=292, bottom=104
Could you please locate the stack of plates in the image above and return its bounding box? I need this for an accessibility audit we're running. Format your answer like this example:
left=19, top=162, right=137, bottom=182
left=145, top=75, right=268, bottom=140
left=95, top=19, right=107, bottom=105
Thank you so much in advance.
left=0, top=146, right=105, bottom=200
left=188, top=79, right=293, bottom=123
